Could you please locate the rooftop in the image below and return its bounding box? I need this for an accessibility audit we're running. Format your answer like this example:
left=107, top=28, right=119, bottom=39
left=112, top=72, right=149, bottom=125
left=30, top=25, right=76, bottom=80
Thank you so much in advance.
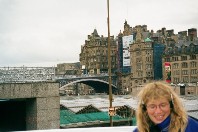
left=60, top=95, right=198, bottom=119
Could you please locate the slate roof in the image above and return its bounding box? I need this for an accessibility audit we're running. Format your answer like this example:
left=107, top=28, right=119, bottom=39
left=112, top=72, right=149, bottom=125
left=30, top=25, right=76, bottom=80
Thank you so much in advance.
left=60, top=95, right=198, bottom=124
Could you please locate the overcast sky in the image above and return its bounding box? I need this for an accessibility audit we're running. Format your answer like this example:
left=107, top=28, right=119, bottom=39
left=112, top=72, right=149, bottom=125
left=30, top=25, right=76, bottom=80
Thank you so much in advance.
left=0, top=0, right=197, bottom=67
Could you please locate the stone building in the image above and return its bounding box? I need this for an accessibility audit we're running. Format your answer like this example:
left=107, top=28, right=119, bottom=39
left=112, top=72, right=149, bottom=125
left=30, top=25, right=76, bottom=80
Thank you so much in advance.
left=120, top=22, right=198, bottom=95
left=79, top=29, right=117, bottom=75
left=118, top=22, right=165, bottom=95
left=117, top=22, right=151, bottom=94
left=129, top=26, right=154, bottom=95
left=56, top=62, right=88, bottom=95
left=118, top=22, right=154, bottom=94
left=119, top=21, right=198, bottom=96
left=116, top=21, right=133, bottom=94
left=56, top=62, right=81, bottom=76
left=78, top=22, right=198, bottom=96
left=162, top=28, right=198, bottom=95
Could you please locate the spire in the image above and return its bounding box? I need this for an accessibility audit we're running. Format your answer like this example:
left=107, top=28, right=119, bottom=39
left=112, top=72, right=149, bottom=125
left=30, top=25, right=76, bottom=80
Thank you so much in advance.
left=92, top=29, right=99, bottom=37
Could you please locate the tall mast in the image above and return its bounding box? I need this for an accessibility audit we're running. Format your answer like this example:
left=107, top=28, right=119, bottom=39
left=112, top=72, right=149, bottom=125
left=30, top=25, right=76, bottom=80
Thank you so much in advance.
left=107, top=0, right=113, bottom=127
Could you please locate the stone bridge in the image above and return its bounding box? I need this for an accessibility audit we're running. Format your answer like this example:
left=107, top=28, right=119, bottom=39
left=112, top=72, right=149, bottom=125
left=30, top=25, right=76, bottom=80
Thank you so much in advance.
left=56, top=74, right=118, bottom=93
left=59, top=78, right=118, bottom=93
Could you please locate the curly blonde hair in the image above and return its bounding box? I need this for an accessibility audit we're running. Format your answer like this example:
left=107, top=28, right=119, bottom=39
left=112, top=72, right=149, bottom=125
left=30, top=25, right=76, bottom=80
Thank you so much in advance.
left=136, top=81, right=188, bottom=132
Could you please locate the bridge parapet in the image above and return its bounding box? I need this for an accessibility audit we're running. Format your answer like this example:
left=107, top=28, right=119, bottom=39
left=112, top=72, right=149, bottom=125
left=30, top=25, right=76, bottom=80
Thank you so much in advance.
left=0, top=66, right=55, bottom=83
left=55, top=73, right=115, bottom=79
left=0, top=67, right=118, bottom=93
left=56, top=74, right=117, bottom=87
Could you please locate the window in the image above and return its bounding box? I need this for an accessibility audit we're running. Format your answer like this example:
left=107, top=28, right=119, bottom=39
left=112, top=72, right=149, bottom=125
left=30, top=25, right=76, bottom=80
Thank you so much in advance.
left=173, top=77, right=180, bottom=83
left=138, top=71, right=143, bottom=77
left=146, top=64, right=152, bottom=70
left=190, top=44, right=195, bottom=52
left=182, top=76, right=189, bottom=83
left=190, top=61, right=197, bottom=68
left=190, top=77, right=198, bottom=83
left=181, top=56, right=187, bottom=61
left=182, top=62, right=188, bottom=68
left=137, top=63, right=142, bottom=70
left=172, top=57, right=179, bottom=61
left=165, top=58, right=170, bottom=62
left=191, top=69, right=197, bottom=75
left=176, top=70, right=180, bottom=75
left=182, top=70, right=188, bottom=75
left=190, top=55, right=196, bottom=60
left=172, top=63, right=179, bottom=69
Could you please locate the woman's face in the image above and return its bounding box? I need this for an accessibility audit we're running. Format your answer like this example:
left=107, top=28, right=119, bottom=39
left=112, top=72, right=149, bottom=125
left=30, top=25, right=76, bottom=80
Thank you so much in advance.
left=146, top=98, right=171, bottom=124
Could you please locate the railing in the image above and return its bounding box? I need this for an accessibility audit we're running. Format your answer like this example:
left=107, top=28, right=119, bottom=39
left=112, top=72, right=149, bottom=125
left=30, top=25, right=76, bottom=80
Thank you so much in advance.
left=56, top=73, right=114, bottom=79
left=0, top=66, right=55, bottom=83
left=18, top=126, right=135, bottom=132
left=0, top=66, right=116, bottom=83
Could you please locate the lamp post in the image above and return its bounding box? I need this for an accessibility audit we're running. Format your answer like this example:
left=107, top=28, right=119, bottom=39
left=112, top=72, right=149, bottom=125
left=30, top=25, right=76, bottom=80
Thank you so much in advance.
left=107, top=0, right=113, bottom=127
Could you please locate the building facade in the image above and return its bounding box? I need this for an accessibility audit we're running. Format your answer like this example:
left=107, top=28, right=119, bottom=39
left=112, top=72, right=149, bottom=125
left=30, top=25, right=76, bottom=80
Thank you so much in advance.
left=117, top=22, right=165, bottom=95
left=56, top=62, right=81, bottom=76
left=79, top=29, right=117, bottom=75
left=78, top=22, right=198, bottom=96
left=162, top=28, right=198, bottom=95
left=56, top=62, right=89, bottom=95
left=119, top=21, right=198, bottom=96
left=129, top=25, right=154, bottom=95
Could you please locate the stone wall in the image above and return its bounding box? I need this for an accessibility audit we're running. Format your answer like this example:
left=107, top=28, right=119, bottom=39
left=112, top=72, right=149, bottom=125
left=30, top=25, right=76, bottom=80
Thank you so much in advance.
left=0, top=82, right=60, bottom=130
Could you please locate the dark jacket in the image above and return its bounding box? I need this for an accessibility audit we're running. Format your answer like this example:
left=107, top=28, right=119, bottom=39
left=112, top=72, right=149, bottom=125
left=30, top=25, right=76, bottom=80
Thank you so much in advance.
left=185, top=117, right=198, bottom=132
left=133, top=116, right=198, bottom=132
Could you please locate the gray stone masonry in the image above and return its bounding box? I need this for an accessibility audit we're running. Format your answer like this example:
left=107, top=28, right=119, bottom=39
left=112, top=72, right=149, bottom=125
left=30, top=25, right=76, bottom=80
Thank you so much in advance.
left=0, top=82, right=60, bottom=130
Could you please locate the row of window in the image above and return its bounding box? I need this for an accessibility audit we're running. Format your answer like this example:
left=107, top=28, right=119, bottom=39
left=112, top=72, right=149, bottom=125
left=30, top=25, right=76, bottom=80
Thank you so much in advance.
left=135, top=50, right=152, bottom=56
left=165, top=55, right=197, bottom=62
left=146, top=71, right=153, bottom=77
left=169, top=55, right=197, bottom=62
left=135, top=56, right=152, bottom=62
left=136, top=64, right=153, bottom=70
left=173, top=69, right=197, bottom=75
left=88, top=63, right=117, bottom=69
left=172, top=61, right=197, bottom=69
left=173, top=77, right=198, bottom=83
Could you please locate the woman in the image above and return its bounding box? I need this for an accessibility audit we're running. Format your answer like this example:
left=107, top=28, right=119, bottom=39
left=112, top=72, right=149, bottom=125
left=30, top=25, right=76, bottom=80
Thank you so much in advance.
left=133, top=81, right=198, bottom=132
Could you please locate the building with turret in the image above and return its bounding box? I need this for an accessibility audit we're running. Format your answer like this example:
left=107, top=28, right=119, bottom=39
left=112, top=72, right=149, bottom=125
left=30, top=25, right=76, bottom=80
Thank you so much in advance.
left=117, top=21, right=165, bottom=94
left=79, top=29, right=117, bottom=75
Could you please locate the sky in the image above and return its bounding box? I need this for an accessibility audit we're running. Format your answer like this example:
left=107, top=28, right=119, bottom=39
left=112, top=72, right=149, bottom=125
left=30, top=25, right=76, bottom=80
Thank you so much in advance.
left=0, top=0, right=197, bottom=67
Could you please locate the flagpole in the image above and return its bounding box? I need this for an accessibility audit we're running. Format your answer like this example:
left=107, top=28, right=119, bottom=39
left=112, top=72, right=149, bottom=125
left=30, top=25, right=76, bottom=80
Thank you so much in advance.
left=107, top=0, right=113, bottom=127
